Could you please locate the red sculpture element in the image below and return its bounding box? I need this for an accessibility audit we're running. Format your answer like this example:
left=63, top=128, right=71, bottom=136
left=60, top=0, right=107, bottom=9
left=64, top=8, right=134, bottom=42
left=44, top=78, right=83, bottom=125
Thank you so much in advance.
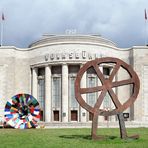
left=75, top=57, right=140, bottom=140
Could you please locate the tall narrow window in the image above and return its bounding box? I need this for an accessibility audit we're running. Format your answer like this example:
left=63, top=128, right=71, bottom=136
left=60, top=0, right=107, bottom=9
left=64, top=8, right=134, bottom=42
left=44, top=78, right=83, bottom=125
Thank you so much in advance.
left=38, top=67, right=45, bottom=121
left=103, top=93, right=110, bottom=109
left=38, top=79, right=45, bottom=108
left=87, top=77, right=97, bottom=106
left=52, top=77, right=61, bottom=108
left=51, top=66, right=62, bottom=121
left=87, top=67, right=98, bottom=121
left=69, top=77, right=78, bottom=108
left=69, top=65, right=80, bottom=121
left=103, top=66, right=113, bottom=121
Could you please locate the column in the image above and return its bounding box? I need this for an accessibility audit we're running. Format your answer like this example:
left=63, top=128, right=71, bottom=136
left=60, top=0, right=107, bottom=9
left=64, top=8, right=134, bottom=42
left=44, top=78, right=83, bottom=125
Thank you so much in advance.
left=45, top=65, right=51, bottom=122
left=80, top=69, right=87, bottom=122
left=62, top=64, right=69, bottom=122
left=32, top=68, right=38, bottom=99
left=29, top=67, right=32, bottom=94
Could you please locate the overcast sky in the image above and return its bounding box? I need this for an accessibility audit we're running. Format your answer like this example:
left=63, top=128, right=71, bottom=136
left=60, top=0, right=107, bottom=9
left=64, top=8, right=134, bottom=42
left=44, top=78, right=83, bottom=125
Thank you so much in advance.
left=0, top=0, right=148, bottom=48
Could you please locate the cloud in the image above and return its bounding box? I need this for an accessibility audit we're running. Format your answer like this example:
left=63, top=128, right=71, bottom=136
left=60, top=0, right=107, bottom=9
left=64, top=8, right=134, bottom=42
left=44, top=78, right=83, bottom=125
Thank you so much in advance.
left=0, top=0, right=148, bottom=48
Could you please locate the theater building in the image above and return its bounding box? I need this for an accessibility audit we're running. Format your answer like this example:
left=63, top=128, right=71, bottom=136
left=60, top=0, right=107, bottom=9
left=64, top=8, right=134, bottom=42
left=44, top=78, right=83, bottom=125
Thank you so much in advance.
left=0, top=34, right=148, bottom=125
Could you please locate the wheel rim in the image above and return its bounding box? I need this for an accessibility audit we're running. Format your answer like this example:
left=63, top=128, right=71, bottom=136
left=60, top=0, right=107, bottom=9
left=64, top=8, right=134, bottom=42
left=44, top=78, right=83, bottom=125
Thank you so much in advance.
left=75, top=57, right=140, bottom=116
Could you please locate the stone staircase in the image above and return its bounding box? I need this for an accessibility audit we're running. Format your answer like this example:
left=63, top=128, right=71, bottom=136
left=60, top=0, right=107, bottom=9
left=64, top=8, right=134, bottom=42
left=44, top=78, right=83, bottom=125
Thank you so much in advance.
left=38, top=121, right=148, bottom=128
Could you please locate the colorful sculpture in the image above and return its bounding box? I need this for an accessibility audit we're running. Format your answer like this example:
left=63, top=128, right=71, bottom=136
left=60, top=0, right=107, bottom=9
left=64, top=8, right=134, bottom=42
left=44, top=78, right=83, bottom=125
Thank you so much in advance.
left=4, top=94, right=40, bottom=129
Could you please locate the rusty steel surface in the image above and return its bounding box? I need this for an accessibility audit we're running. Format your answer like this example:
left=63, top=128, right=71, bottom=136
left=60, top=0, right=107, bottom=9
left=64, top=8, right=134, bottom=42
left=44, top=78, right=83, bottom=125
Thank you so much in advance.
left=75, top=57, right=140, bottom=140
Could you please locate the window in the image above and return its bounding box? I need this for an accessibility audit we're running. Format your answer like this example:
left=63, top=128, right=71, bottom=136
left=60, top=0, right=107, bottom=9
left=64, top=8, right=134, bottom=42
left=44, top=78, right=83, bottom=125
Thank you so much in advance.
left=52, top=77, right=61, bottom=108
left=103, top=67, right=110, bottom=76
left=37, top=67, right=45, bottom=121
left=69, top=65, right=80, bottom=73
left=69, top=77, right=78, bottom=108
left=87, top=66, right=97, bottom=74
left=103, top=93, right=110, bottom=109
left=87, top=66, right=98, bottom=121
left=103, top=93, right=111, bottom=121
left=51, top=66, right=62, bottom=74
left=87, top=77, right=97, bottom=107
left=38, top=79, right=45, bottom=109
left=68, top=65, right=80, bottom=121
left=51, top=66, right=62, bottom=122
left=38, top=67, right=45, bottom=76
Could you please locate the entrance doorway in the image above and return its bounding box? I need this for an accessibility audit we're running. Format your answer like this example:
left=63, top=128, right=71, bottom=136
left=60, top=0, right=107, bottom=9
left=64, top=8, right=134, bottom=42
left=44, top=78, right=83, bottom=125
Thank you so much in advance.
left=71, top=110, right=78, bottom=121
left=53, top=110, right=59, bottom=121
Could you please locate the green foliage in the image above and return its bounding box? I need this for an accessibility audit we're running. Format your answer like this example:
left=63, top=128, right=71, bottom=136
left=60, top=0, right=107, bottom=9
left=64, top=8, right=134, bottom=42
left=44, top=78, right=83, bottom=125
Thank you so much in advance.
left=0, top=128, right=148, bottom=148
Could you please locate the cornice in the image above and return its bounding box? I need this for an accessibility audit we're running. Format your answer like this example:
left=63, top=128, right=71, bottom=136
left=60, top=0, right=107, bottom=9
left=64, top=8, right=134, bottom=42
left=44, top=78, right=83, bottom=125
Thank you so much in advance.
left=28, top=35, right=117, bottom=48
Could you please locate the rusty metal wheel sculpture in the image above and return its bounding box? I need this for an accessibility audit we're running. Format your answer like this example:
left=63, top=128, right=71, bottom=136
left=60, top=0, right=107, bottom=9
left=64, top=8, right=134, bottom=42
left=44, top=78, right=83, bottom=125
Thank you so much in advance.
left=75, top=57, right=140, bottom=140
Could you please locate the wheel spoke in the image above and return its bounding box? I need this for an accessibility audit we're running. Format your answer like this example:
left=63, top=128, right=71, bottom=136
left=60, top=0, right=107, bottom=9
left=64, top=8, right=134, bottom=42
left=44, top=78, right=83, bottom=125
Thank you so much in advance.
left=112, top=78, right=134, bottom=88
left=108, top=88, right=122, bottom=109
left=93, top=63, right=105, bottom=83
left=109, top=63, right=121, bottom=81
left=94, top=89, right=107, bottom=110
left=80, top=86, right=104, bottom=94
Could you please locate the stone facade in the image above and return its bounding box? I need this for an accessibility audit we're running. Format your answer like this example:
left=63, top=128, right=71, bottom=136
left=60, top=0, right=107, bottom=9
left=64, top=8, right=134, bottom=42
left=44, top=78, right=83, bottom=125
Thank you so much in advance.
left=0, top=35, right=148, bottom=124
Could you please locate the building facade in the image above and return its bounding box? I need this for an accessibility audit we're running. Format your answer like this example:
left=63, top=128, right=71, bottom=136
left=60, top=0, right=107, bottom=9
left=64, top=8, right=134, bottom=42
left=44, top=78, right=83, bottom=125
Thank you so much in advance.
left=0, top=35, right=148, bottom=124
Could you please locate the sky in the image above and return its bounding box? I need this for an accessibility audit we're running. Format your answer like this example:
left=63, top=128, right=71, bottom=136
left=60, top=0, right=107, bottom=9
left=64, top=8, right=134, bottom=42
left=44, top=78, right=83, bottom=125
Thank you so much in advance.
left=0, top=0, right=148, bottom=48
